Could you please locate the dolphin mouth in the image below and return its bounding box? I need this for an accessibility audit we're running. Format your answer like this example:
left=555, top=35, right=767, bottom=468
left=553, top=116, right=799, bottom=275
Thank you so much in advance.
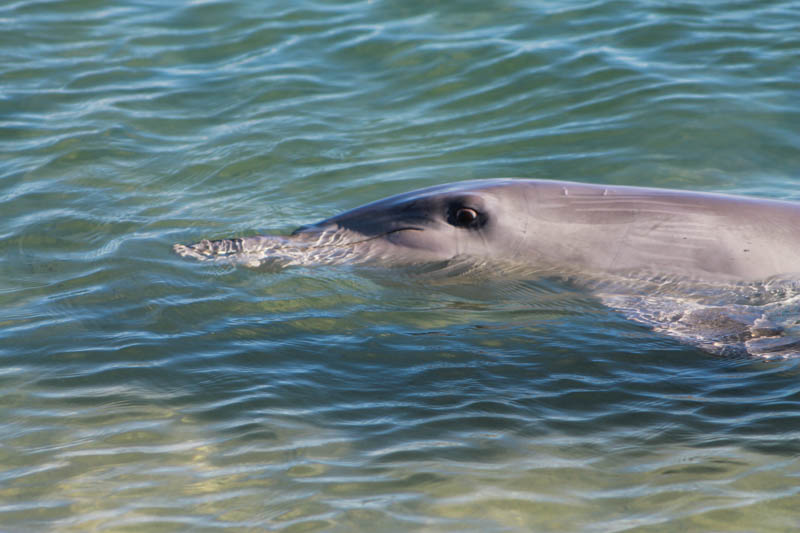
left=333, top=226, right=424, bottom=247
left=290, top=225, right=424, bottom=248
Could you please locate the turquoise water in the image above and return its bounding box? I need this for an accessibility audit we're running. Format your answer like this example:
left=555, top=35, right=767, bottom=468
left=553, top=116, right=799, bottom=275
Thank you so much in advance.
left=2, top=0, right=800, bottom=530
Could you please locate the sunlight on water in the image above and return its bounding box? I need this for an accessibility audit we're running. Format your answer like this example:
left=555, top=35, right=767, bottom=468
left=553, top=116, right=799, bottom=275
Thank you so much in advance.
left=2, top=0, right=800, bottom=531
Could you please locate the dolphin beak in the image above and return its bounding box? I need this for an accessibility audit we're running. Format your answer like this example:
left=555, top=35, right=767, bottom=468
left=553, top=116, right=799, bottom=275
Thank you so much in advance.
left=174, top=223, right=426, bottom=267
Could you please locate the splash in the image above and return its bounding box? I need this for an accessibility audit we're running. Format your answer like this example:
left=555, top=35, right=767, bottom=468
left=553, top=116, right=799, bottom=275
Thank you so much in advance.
left=595, top=278, right=800, bottom=359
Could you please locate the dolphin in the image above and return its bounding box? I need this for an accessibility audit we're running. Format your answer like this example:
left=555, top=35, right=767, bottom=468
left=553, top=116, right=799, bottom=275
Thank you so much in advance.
left=174, top=179, right=800, bottom=357
left=174, top=178, right=800, bottom=281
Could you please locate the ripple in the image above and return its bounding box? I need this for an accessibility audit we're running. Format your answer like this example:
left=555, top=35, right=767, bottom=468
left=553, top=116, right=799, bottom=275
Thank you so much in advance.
left=2, top=0, right=800, bottom=530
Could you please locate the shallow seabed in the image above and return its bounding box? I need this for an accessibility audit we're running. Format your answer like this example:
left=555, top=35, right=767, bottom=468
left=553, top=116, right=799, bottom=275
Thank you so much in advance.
left=2, top=0, right=800, bottom=531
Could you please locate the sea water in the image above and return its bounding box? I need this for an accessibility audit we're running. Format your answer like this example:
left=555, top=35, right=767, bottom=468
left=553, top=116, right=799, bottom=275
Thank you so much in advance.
left=2, top=1, right=799, bottom=530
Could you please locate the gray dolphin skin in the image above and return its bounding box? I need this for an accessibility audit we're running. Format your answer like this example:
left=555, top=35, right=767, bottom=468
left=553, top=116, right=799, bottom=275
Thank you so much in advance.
left=174, top=179, right=800, bottom=357
left=174, top=178, right=800, bottom=281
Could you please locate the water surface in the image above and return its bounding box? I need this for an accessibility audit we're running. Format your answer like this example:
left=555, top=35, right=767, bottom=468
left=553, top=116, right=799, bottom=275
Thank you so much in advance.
left=2, top=0, right=800, bottom=531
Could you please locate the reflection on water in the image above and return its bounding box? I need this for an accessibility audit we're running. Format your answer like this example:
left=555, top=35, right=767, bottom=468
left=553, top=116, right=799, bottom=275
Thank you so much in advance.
left=2, top=0, right=800, bottom=531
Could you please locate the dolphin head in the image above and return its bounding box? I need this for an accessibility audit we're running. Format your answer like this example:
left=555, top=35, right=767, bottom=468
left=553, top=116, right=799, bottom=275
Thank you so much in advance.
left=174, top=179, right=536, bottom=268
left=286, top=179, right=534, bottom=265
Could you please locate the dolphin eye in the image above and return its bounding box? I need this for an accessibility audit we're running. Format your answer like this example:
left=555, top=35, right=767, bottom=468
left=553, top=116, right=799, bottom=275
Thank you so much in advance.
left=452, top=207, right=479, bottom=227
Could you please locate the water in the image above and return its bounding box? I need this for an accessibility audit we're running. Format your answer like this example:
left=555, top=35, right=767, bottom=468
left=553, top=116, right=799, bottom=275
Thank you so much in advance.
left=2, top=0, right=800, bottom=530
